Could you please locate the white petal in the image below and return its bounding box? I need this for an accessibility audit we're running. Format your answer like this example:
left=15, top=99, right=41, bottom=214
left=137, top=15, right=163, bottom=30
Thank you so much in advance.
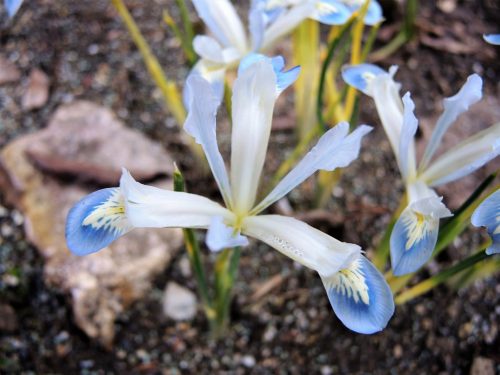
left=309, top=0, right=351, bottom=25
left=120, top=169, right=232, bottom=228
left=230, top=59, right=277, bottom=215
left=419, top=74, right=483, bottom=170
left=420, top=123, right=500, bottom=187
left=369, top=69, right=408, bottom=167
left=242, top=214, right=361, bottom=277
left=184, top=74, right=233, bottom=207
left=253, top=122, right=372, bottom=214
left=261, top=2, right=314, bottom=51
left=193, top=35, right=225, bottom=63
left=341, top=63, right=389, bottom=96
left=249, top=3, right=266, bottom=51
left=192, top=0, right=248, bottom=52
left=206, top=216, right=249, bottom=252
left=471, top=189, right=500, bottom=255
left=183, top=60, right=227, bottom=109
left=399, top=92, right=418, bottom=181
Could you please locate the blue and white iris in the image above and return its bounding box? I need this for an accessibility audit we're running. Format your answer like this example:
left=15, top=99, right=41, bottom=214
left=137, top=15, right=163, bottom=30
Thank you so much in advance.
left=188, top=0, right=383, bottom=103
left=471, top=189, right=500, bottom=255
left=342, top=64, right=500, bottom=276
left=66, top=55, right=394, bottom=334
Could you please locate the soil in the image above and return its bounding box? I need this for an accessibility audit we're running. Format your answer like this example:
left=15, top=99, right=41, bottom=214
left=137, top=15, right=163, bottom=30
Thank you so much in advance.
left=0, top=0, right=499, bottom=374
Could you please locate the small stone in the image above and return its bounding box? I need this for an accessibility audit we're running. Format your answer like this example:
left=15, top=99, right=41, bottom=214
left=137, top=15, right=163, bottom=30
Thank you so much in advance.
left=163, top=282, right=197, bottom=321
left=470, top=357, right=494, bottom=375
left=0, top=304, right=18, bottom=332
left=179, top=256, right=192, bottom=278
left=22, top=68, right=50, bottom=110
left=393, top=344, right=403, bottom=359
left=241, top=355, right=256, bottom=368
left=0, top=55, right=21, bottom=85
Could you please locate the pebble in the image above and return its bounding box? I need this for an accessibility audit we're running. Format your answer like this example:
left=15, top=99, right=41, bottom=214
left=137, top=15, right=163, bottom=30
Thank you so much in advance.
left=470, top=357, right=494, bottom=375
left=162, top=282, right=197, bottom=321
left=241, top=355, right=256, bottom=368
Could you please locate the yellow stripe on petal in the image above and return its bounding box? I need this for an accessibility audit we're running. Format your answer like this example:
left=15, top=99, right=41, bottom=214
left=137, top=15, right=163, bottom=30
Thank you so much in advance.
left=82, top=188, right=129, bottom=234
left=326, top=257, right=370, bottom=305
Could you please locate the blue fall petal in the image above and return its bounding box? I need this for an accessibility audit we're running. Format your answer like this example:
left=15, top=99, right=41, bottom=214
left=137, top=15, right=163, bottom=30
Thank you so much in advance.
left=311, top=0, right=351, bottom=25
left=4, top=0, right=23, bottom=17
left=471, top=189, right=500, bottom=255
left=238, top=53, right=300, bottom=95
left=483, top=34, right=500, bottom=45
left=65, top=188, right=132, bottom=256
left=350, top=0, right=384, bottom=26
left=341, top=63, right=387, bottom=95
left=322, top=256, right=395, bottom=334
left=390, top=207, right=440, bottom=275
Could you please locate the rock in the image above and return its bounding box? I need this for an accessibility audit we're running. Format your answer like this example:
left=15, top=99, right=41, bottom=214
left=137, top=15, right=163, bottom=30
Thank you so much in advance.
left=470, top=357, right=494, bottom=375
left=0, top=303, right=18, bottom=332
left=163, top=282, right=197, bottom=321
left=21, top=68, right=50, bottom=110
left=0, top=55, right=21, bottom=85
left=0, top=103, right=183, bottom=347
left=26, top=101, right=173, bottom=184
left=418, top=95, right=500, bottom=209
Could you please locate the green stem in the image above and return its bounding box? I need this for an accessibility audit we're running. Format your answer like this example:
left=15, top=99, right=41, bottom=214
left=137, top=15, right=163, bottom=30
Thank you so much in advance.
left=173, top=167, right=213, bottom=315
left=163, top=10, right=196, bottom=65
left=394, top=249, right=489, bottom=305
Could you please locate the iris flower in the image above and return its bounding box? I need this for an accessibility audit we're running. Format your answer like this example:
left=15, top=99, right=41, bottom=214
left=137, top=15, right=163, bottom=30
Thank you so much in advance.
left=3, top=0, right=23, bottom=17
left=188, top=0, right=383, bottom=102
left=472, top=189, right=500, bottom=255
left=66, top=55, right=394, bottom=334
left=342, top=64, right=500, bottom=276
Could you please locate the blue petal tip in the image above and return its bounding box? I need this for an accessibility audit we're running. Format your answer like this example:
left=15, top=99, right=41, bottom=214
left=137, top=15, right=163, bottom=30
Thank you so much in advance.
left=323, top=256, right=394, bottom=334
left=65, top=188, right=131, bottom=256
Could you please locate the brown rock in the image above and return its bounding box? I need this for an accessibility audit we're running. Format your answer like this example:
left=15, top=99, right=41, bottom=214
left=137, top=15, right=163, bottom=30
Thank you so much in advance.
left=22, top=68, right=50, bottom=110
left=0, top=104, right=183, bottom=347
left=26, top=101, right=173, bottom=184
left=0, top=55, right=21, bottom=85
left=0, top=303, right=18, bottom=332
left=470, top=357, right=495, bottom=375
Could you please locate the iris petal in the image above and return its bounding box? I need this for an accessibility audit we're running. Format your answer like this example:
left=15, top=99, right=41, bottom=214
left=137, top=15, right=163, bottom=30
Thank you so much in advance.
left=471, top=189, right=500, bottom=255
left=253, top=122, right=372, bottom=214
left=322, top=255, right=394, bottom=334
left=65, top=188, right=132, bottom=256
left=341, top=63, right=388, bottom=95
left=309, top=0, right=351, bottom=25
left=206, top=216, right=249, bottom=252
left=483, top=34, right=500, bottom=45
left=238, top=53, right=300, bottom=96
left=4, top=0, right=23, bottom=17
left=390, top=194, right=452, bottom=275
left=399, top=92, right=418, bottom=181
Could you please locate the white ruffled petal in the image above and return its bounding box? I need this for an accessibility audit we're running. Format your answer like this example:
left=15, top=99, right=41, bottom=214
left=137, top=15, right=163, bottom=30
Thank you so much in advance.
left=206, top=216, right=249, bottom=252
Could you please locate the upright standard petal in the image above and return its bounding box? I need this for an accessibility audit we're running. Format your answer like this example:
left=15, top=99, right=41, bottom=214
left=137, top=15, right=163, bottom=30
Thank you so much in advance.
left=192, top=0, right=248, bottom=52
left=206, top=216, right=249, bottom=252
left=249, top=3, right=266, bottom=51
left=242, top=215, right=361, bottom=277
left=471, top=189, right=500, bottom=255
left=261, top=2, right=315, bottom=51
left=120, top=169, right=232, bottom=229
left=4, top=0, right=23, bottom=17
left=484, top=34, right=500, bottom=45
left=253, top=122, right=372, bottom=214
left=419, top=74, right=483, bottom=170
left=341, top=63, right=388, bottom=96
left=390, top=184, right=452, bottom=276
left=230, top=60, right=277, bottom=215
left=66, top=188, right=133, bottom=256
left=420, top=123, right=500, bottom=187
left=183, top=60, right=227, bottom=109
left=399, top=92, right=418, bottom=182
left=184, top=74, right=233, bottom=207
left=321, top=255, right=394, bottom=334
left=309, top=0, right=351, bottom=25
left=238, top=54, right=300, bottom=96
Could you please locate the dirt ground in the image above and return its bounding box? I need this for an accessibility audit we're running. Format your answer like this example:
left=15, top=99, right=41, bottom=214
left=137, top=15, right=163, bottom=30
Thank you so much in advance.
left=0, top=0, right=499, bottom=373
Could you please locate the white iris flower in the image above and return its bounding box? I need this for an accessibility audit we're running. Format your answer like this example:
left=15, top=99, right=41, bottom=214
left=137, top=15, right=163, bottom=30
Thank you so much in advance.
left=188, top=0, right=383, bottom=103
left=342, top=64, right=500, bottom=275
left=66, top=55, right=394, bottom=334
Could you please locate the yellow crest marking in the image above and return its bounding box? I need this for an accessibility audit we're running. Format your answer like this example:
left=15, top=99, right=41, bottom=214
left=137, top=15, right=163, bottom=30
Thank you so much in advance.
left=328, top=258, right=370, bottom=305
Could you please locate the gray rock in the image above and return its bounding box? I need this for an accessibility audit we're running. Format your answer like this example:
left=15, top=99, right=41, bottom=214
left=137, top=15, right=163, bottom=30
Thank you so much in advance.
left=163, top=282, right=197, bottom=321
